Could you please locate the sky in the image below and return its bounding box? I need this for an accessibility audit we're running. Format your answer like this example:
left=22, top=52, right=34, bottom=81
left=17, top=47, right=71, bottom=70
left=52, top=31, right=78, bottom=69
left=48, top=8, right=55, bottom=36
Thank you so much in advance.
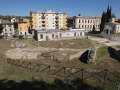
left=0, top=0, right=120, bottom=18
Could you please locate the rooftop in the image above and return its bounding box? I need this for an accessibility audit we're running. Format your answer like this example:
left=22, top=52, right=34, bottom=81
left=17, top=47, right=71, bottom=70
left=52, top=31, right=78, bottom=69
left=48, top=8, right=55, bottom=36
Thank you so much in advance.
left=109, top=22, right=120, bottom=25
left=36, top=29, right=86, bottom=33
left=74, top=16, right=101, bottom=19
left=31, top=10, right=67, bottom=14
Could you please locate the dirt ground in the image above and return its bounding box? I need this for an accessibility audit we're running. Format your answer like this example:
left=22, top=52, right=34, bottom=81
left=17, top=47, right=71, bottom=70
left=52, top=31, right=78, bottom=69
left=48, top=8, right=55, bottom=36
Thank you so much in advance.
left=38, top=38, right=98, bottom=49
left=0, top=39, right=120, bottom=90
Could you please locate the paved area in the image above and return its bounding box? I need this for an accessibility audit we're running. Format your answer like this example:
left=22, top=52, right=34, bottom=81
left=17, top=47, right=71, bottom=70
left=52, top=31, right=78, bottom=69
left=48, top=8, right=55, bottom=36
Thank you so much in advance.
left=88, top=36, right=120, bottom=46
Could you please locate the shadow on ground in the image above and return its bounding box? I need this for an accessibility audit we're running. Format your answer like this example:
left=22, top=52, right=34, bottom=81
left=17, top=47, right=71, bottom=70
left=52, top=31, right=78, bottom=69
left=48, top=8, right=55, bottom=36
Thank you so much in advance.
left=79, top=50, right=89, bottom=63
left=0, top=78, right=103, bottom=89
left=108, top=47, right=120, bottom=61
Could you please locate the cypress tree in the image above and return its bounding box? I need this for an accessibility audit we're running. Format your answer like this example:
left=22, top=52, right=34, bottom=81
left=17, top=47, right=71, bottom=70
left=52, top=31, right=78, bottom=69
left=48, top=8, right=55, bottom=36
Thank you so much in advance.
left=100, top=5, right=114, bottom=32
left=100, top=11, right=106, bottom=32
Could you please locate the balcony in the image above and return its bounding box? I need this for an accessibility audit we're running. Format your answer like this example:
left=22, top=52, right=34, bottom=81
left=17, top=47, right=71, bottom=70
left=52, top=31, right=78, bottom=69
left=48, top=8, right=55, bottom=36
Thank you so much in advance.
left=55, top=16, right=59, bottom=20
left=41, top=16, right=45, bottom=19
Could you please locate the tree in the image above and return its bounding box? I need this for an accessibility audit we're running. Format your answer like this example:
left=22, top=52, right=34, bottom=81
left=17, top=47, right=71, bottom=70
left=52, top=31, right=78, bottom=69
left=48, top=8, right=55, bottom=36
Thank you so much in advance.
left=100, top=11, right=106, bottom=32
left=112, top=14, right=116, bottom=18
left=106, top=5, right=112, bottom=22
left=13, top=22, right=19, bottom=37
left=67, top=17, right=74, bottom=28
left=28, top=26, right=32, bottom=34
left=0, top=24, right=3, bottom=34
left=100, top=5, right=114, bottom=32
left=92, top=25, right=96, bottom=32
left=13, top=22, right=18, bottom=29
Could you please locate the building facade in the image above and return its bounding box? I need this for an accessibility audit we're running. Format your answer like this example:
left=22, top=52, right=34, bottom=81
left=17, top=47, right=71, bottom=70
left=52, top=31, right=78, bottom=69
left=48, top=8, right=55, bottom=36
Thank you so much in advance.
left=35, top=29, right=86, bottom=41
left=73, top=16, right=101, bottom=31
left=2, top=23, right=15, bottom=39
left=18, top=22, right=30, bottom=36
left=31, top=10, right=67, bottom=30
left=102, top=22, right=120, bottom=36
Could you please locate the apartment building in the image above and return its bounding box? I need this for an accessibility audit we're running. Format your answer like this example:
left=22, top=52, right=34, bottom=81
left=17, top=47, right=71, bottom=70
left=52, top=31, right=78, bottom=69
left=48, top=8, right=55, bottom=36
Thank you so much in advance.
left=18, top=22, right=30, bottom=36
left=2, top=22, right=15, bottom=39
left=73, top=16, right=101, bottom=31
left=31, top=10, right=67, bottom=30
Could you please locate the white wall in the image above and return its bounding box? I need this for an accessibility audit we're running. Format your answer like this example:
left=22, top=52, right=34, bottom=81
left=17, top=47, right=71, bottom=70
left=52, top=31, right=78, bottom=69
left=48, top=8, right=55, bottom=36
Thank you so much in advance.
left=116, top=25, right=120, bottom=33
left=37, top=30, right=85, bottom=41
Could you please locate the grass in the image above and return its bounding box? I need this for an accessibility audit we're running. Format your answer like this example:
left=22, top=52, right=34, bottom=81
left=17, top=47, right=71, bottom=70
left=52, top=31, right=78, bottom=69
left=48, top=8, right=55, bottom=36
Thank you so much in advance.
left=0, top=39, right=33, bottom=81
left=95, top=46, right=120, bottom=71
left=115, top=45, right=120, bottom=48
left=96, top=46, right=109, bottom=61
left=0, top=60, right=33, bottom=82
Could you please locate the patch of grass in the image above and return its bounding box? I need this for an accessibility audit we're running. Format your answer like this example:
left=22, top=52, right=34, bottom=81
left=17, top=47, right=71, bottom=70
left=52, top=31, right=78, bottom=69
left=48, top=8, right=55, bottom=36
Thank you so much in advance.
left=96, top=46, right=109, bottom=59
left=0, top=61, right=32, bottom=81
left=115, top=45, right=120, bottom=48
left=96, top=46, right=119, bottom=62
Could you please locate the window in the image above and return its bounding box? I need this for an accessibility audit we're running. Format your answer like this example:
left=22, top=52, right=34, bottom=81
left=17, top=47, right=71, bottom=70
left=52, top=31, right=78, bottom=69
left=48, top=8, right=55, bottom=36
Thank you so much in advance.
left=52, top=34, right=54, bottom=38
left=105, top=29, right=108, bottom=34
left=42, top=25, right=45, bottom=27
left=56, top=35, right=58, bottom=39
left=98, top=25, right=100, bottom=28
left=80, top=32, right=82, bottom=36
left=41, top=16, right=45, bottom=19
left=40, top=34, right=43, bottom=39
left=60, top=33, right=62, bottom=38
left=55, top=16, right=59, bottom=20
left=82, top=20, right=84, bottom=23
left=74, top=32, right=76, bottom=37
left=25, top=32, right=27, bottom=36
left=42, top=21, right=45, bottom=23
left=91, top=20, right=92, bottom=23
left=90, top=25, right=92, bottom=28
left=82, top=25, right=83, bottom=28
left=55, top=21, right=59, bottom=23
left=20, top=32, right=22, bottom=35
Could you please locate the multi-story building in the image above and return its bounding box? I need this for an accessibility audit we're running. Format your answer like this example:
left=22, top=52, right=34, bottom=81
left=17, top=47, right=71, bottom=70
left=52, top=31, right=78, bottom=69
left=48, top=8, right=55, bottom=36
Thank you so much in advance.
left=101, top=21, right=120, bottom=41
left=2, top=22, right=15, bottom=39
left=18, top=22, right=30, bottom=36
left=73, top=16, right=101, bottom=31
left=31, top=10, right=67, bottom=30
left=102, top=22, right=120, bottom=35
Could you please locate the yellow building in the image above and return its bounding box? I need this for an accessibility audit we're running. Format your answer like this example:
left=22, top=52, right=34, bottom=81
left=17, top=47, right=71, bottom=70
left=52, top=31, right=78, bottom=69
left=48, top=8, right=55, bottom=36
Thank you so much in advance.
left=18, top=21, right=30, bottom=36
left=30, top=10, right=67, bottom=30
